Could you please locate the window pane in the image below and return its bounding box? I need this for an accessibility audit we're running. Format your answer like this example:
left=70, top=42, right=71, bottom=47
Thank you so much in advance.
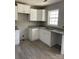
left=49, top=17, right=58, bottom=19
left=48, top=9, right=59, bottom=25
left=50, top=15, right=58, bottom=17
left=49, top=10, right=59, bottom=15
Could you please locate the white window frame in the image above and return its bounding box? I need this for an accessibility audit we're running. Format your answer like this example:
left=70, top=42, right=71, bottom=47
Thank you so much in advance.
left=48, top=9, right=59, bottom=26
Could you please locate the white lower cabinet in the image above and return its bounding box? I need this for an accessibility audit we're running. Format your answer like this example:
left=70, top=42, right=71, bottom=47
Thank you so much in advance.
left=29, top=28, right=57, bottom=47
left=15, top=30, right=20, bottom=45
left=29, top=28, right=39, bottom=41
left=39, top=29, right=52, bottom=47
left=61, top=35, right=64, bottom=54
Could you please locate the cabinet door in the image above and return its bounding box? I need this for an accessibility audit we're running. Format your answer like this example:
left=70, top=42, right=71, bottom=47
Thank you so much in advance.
left=29, top=29, right=32, bottom=41
left=37, top=10, right=46, bottom=21
left=24, top=5, right=30, bottom=14
left=37, top=10, right=42, bottom=21
left=30, top=9, right=37, bottom=21
left=32, top=28, right=39, bottom=40
left=17, top=3, right=30, bottom=14
left=42, top=10, right=46, bottom=21
left=15, top=30, right=20, bottom=45
left=29, top=28, right=39, bottom=41
left=39, top=29, right=51, bottom=47
left=30, top=9, right=46, bottom=21
left=18, top=4, right=24, bottom=13
left=15, top=6, right=18, bottom=20
left=61, top=35, right=64, bottom=54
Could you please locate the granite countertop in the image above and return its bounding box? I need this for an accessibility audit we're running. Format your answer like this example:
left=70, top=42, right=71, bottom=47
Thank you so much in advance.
left=50, top=29, right=64, bottom=34
left=40, top=27, right=64, bottom=34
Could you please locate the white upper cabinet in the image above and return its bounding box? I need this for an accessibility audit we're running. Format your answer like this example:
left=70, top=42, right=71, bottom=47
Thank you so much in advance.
left=15, top=6, right=18, bottom=20
left=24, top=5, right=30, bottom=14
left=17, top=3, right=30, bottom=14
left=30, top=8, right=46, bottom=21
left=42, top=10, right=46, bottom=21
left=30, top=9, right=37, bottom=21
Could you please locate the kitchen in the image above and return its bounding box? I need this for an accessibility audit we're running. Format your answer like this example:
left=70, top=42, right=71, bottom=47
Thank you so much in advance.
left=15, top=0, right=64, bottom=59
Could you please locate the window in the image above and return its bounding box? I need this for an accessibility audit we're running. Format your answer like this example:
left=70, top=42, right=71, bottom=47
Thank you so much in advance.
left=48, top=9, right=59, bottom=25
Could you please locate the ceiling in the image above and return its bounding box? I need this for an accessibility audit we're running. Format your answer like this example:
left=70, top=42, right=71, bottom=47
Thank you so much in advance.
left=15, top=0, right=63, bottom=6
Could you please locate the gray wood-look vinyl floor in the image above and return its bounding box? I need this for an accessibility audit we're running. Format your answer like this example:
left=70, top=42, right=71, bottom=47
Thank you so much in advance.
left=15, top=40, right=64, bottom=59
